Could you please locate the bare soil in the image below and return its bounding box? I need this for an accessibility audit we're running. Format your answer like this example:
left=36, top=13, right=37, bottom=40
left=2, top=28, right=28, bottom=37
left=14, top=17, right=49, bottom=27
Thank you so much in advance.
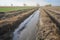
left=36, top=8, right=60, bottom=40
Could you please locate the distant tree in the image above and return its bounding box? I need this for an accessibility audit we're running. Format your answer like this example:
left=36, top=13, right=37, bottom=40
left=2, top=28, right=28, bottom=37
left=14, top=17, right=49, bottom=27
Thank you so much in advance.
left=11, top=4, right=13, bottom=6
left=24, top=3, right=26, bottom=6
left=45, top=4, right=52, bottom=7
left=36, top=4, right=40, bottom=7
left=37, top=4, right=39, bottom=6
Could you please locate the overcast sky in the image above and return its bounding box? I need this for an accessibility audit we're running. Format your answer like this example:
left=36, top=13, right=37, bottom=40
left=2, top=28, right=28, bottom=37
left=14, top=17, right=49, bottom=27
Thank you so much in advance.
left=0, top=0, right=60, bottom=6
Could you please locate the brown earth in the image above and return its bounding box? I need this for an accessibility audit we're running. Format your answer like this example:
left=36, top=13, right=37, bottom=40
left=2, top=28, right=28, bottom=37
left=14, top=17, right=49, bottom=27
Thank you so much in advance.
left=44, top=6, right=60, bottom=12
left=36, top=8, right=60, bottom=40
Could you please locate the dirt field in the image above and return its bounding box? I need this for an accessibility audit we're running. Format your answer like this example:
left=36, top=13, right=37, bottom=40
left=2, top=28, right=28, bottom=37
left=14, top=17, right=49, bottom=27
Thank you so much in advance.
left=37, top=7, right=60, bottom=40
left=44, top=6, right=60, bottom=11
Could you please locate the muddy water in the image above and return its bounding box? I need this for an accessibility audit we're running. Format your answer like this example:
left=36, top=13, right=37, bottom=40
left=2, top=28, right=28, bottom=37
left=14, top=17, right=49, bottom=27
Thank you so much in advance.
left=13, top=10, right=40, bottom=40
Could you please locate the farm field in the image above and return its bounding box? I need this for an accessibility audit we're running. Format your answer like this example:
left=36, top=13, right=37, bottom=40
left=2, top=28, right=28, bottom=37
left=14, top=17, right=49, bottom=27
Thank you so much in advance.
left=0, top=6, right=34, bottom=12
left=0, top=6, right=60, bottom=40
left=44, top=6, right=60, bottom=11
left=44, top=6, right=60, bottom=23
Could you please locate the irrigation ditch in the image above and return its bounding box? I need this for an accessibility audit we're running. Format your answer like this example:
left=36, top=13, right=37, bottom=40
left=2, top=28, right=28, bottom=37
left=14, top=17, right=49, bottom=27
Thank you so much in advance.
left=0, top=8, right=38, bottom=40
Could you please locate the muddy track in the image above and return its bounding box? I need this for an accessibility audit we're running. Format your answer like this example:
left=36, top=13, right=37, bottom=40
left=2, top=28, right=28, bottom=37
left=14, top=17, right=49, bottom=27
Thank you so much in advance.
left=37, top=8, right=60, bottom=40
left=0, top=8, right=38, bottom=40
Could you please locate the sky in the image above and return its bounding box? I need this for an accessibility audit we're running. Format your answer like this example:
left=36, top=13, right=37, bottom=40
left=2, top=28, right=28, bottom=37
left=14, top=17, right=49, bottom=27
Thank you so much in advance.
left=0, top=0, right=60, bottom=6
